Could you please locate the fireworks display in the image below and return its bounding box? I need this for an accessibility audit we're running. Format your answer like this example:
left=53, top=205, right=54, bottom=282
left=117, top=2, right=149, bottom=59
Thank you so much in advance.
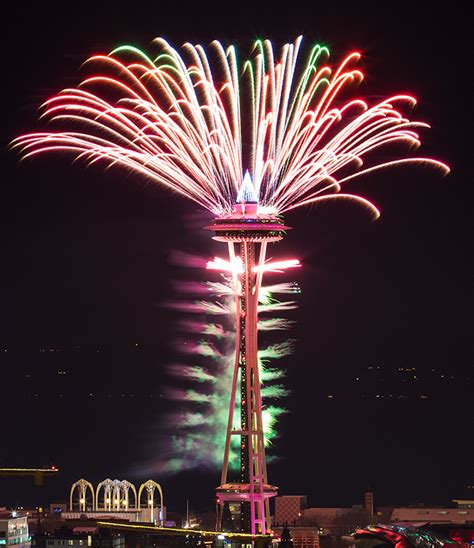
left=159, top=252, right=299, bottom=473
left=12, top=37, right=449, bottom=532
left=12, top=36, right=449, bottom=216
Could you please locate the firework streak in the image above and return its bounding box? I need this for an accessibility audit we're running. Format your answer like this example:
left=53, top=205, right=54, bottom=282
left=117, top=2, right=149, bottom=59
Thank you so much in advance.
left=12, top=36, right=448, bottom=215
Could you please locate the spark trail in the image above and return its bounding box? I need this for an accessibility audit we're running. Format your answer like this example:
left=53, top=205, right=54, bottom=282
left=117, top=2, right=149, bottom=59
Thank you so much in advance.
left=12, top=37, right=449, bottom=215
left=160, top=254, right=299, bottom=473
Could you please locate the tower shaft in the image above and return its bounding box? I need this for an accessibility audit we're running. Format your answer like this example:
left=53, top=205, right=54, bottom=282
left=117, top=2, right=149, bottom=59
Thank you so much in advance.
left=207, top=208, right=287, bottom=536
left=240, top=241, right=267, bottom=532
left=217, top=240, right=274, bottom=535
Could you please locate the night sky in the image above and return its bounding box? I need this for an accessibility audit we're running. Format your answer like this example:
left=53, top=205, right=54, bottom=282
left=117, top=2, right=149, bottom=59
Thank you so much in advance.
left=1, top=1, right=471, bottom=515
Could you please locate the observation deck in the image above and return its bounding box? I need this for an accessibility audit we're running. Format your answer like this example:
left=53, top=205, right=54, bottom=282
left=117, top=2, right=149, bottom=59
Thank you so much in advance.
left=216, top=482, right=278, bottom=501
left=206, top=203, right=289, bottom=243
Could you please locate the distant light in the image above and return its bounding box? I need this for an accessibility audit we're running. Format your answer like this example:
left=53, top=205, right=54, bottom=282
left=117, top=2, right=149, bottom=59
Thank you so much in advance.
left=12, top=511, right=17, bottom=518
left=217, top=534, right=225, bottom=540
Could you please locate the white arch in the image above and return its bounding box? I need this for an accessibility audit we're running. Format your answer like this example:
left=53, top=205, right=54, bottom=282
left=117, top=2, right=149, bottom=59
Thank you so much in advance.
left=120, top=480, right=137, bottom=510
left=69, top=479, right=95, bottom=511
left=138, top=480, right=164, bottom=525
left=95, top=478, right=114, bottom=511
left=112, top=479, right=122, bottom=510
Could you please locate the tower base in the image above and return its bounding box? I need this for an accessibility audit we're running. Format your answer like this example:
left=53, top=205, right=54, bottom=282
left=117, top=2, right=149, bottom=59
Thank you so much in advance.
left=216, top=483, right=278, bottom=534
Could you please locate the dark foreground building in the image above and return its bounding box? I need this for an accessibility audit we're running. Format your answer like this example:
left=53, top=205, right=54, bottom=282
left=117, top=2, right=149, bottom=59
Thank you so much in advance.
left=31, top=518, right=273, bottom=547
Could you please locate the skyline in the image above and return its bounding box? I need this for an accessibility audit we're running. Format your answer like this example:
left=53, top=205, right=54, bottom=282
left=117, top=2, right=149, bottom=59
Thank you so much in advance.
left=1, top=0, right=471, bottom=517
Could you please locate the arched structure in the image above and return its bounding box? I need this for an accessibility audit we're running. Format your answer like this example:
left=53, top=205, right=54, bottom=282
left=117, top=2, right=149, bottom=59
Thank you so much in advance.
left=138, top=480, right=164, bottom=525
left=95, top=478, right=115, bottom=511
left=120, top=480, right=138, bottom=511
left=70, top=479, right=95, bottom=511
left=112, top=479, right=122, bottom=510
left=96, top=479, right=138, bottom=511
left=69, top=478, right=160, bottom=516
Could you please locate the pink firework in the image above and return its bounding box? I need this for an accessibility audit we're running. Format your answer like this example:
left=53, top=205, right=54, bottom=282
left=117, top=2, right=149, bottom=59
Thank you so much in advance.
left=12, top=37, right=448, bottom=215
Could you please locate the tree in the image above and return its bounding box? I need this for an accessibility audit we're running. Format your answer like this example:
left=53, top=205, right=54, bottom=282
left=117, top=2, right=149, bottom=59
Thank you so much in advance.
left=280, top=526, right=293, bottom=547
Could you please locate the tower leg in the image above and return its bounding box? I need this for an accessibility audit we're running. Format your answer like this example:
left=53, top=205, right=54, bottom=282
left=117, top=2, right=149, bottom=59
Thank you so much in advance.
left=217, top=238, right=276, bottom=535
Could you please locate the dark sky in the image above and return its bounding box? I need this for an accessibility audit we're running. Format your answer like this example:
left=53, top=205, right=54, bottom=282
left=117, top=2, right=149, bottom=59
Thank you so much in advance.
left=1, top=1, right=472, bottom=515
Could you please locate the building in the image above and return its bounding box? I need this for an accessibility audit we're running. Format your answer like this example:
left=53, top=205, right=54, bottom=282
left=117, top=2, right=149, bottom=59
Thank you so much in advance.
left=453, top=500, right=474, bottom=510
left=364, top=492, right=374, bottom=521
left=273, top=495, right=370, bottom=535
left=34, top=534, right=92, bottom=547
left=0, top=509, right=29, bottom=546
left=31, top=527, right=116, bottom=548
left=390, top=506, right=474, bottom=525
left=68, top=478, right=166, bottom=524
left=368, top=504, right=474, bottom=545
left=273, top=526, right=319, bottom=548
left=31, top=519, right=271, bottom=547
left=274, top=496, right=308, bottom=525
left=300, top=506, right=367, bottom=535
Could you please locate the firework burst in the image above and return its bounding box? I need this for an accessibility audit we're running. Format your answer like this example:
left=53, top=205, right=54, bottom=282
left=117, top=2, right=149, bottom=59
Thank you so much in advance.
left=12, top=36, right=448, bottom=215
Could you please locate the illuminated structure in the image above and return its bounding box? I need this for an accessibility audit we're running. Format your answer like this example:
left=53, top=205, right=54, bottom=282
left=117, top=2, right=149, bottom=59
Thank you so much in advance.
left=207, top=202, right=290, bottom=534
left=95, top=478, right=138, bottom=511
left=69, top=478, right=164, bottom=525
left=0, top=466, right=58, bottom=486
left=160, top=248, right=299, bottom=478
left=138, top=480, right=165, bottom=525
left=96, top=521, right=272, bottom=546
left=0, top=510, right=29, bottom=546
left=70, top=478, right=95, bottom=512
left=353, top=524, right=464, bottom=548
left=13, top=36, right=448, bottom=536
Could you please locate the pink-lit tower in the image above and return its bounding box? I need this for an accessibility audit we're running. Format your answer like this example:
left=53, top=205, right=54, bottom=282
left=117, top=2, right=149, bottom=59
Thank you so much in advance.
left=207, top=190, right=289, bottom=535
